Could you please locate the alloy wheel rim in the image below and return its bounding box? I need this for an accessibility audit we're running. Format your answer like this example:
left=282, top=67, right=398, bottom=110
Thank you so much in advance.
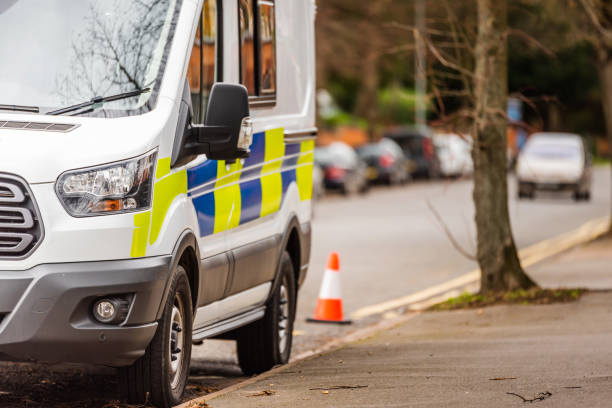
left=169, top=301, right=184, bottom=389
left=278, top=281, right=290, bottom=355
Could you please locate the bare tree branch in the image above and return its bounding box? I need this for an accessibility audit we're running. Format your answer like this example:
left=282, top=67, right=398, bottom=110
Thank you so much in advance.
left=427, top=200, right=477, bottom=261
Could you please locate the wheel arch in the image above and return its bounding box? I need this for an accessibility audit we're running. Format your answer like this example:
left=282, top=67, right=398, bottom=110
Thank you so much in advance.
left=156, top=230, right=202, bottom=320
left=268, top=215, right=310, bottom=303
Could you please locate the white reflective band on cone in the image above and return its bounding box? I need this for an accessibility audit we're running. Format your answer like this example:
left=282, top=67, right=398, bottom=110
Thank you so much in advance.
left=318, top=268, right=342, bottom=299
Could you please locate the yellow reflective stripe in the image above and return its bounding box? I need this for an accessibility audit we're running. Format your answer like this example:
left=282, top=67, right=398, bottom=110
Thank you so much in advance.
left=149, top=168, right=188, bottom=245
left=130, top=211, right=151, bottom=257
left=214, top=160, right=243, bottom=233
left=297, top=140, right=314, bottom=201
left=260, top=128, right=285, bottom=217
left=156, top=157, right=172, bottom=179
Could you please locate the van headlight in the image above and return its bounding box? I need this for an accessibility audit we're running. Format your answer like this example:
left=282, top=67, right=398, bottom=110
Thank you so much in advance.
left=56, top=151, right=157, bottom=217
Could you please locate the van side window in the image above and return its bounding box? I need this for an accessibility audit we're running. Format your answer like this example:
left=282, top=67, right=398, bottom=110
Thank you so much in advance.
left=202, top=0, right=218, bottom=116
left=187, top=0, right=218, bottom=124
left=258, top=1, right=276, bottom=95
left=239, top=0, right=276, bottom=103
left=238, top=0, right=256, bottom=96
left=187, top=24, right=202, bottom=123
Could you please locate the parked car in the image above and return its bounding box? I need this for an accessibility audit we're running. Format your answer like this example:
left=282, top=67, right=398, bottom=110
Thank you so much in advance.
left=433, top=133, right=473, bottom=178
left=516, top=133, right=592, bottom=201
left=357, top=138, right=412, bottom=185
left=385, top=127, right=440, bottom=179
left=0, top=1, right=316, bottom=406
left=315, top=142, right=369, bottom=195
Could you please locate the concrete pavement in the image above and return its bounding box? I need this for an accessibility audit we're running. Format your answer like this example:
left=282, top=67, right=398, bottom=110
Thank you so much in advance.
left=205, top=292, right=612, bottom=408
left=192, top=238, right=612, bottom=408
left=529, top=236, right=612, bottom=290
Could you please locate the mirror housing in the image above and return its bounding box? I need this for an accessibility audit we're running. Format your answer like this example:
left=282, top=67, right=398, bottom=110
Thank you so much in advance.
left=172, top=83, right=252, bottom=167
left=192, top=83, right=252, bottom=161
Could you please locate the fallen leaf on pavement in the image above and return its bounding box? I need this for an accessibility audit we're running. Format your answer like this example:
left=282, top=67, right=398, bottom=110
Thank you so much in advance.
left=187, top=402, right=210, bottom=408
left=247, top=390, right=276, bottom=397
left=507, top=391, right=552, bottom=403
left=310, top=385, right=368, bottom=391
left=187, top=384, right=220, bottom=393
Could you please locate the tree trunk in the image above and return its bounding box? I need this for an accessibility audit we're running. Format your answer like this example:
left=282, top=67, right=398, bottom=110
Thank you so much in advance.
left=596, top=45, right=612, bottom=234
left=354, top=41, right=379, bottom=140
left=472, top=0, right=536, bottom=292
left=354, top=1, right=384, bottom=140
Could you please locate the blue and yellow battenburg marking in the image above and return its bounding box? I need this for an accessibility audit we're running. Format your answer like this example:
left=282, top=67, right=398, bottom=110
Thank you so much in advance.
left=130, top=127, right=314, bottom=257
left=130, top=157, right=188, bottom=257
left=187, top=127, right=314, bottom=237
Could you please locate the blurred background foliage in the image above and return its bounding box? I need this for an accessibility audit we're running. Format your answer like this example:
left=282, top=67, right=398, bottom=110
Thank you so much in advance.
left=316, top=0, right=605, bottom=144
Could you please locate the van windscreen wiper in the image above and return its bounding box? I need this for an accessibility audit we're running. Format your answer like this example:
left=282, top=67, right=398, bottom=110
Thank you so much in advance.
left=0, top=104, right=40, bottom=113
left=48, top=88, right=151, bottom=116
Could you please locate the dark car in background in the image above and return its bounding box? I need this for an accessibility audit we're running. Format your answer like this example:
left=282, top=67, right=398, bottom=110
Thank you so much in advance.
left=357, top=138, right=412, bottom=185
left=385, top=126, right=440, bottom=179
left=315, top=142, right=369, bottom=195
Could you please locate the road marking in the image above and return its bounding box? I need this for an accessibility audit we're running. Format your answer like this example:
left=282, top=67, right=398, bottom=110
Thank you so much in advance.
left=351, top=216, right=610, bottom=320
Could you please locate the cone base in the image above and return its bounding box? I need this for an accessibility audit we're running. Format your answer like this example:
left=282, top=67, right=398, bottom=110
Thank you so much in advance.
left=306, top=317, right=353, bottom=325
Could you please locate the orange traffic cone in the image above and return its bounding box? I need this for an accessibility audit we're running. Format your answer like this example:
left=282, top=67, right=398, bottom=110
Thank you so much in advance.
left=307, top=252, right=352, bottom=324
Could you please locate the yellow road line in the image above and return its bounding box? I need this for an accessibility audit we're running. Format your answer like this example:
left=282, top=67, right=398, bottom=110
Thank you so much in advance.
left=351, top=216, right=610, bottom=320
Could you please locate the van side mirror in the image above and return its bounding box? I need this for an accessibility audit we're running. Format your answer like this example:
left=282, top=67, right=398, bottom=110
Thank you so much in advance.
left=191, top=83, right=253, bottom=161
left=171, top=83, right=253, bottom=167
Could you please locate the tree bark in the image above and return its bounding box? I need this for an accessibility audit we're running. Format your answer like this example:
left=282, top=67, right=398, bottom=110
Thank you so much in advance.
left=472, top=0, right=536, bottom=292
left=354, top=1, right=385, bottom=139
left=596, top=43, right=612, bottom=233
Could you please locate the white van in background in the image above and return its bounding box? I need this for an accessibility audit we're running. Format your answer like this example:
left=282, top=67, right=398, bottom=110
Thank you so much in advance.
left=0, top=0, right=316, bottom=406
left=433, top=133, right=473, bottom=178
left=516, top=133, right=592, bottom=201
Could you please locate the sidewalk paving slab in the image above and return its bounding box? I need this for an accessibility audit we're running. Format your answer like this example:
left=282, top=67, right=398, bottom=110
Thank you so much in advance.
left=206, top=291, right=612, bottom=408
left=529, top=237, right=612, bottom=290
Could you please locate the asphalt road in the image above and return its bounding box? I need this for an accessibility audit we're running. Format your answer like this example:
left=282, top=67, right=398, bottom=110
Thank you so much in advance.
left=1, top=167, right=609, bottom=407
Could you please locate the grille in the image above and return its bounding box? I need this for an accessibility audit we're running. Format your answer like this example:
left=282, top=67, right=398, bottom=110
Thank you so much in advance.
left=0, top=121, right=78, bottom=133
left=0, top=175, right=43, bottom=259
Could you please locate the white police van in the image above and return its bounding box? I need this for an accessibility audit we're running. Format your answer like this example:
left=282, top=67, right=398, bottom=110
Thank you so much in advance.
left=0, top=0, right=316, bottom=406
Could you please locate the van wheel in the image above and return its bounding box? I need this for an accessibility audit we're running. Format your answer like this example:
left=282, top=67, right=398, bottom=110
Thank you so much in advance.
left=236, top=251, right=296, bottom=376
left=118, top=266, right=193, bottom=408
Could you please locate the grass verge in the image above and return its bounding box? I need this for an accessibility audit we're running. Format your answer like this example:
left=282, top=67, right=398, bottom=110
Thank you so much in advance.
left=429, top=288, right=586, bottom=311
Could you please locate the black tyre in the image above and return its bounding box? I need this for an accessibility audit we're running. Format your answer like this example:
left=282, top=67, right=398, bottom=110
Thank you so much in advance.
left=236, top=251, right=296, bottom=376
left=118, top=266, right=193, bottom=408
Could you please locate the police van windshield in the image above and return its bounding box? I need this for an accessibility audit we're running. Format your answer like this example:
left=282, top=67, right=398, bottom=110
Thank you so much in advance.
left=0, top=0, right=180, bottom=118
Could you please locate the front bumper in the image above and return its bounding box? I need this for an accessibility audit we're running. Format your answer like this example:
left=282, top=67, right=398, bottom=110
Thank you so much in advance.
left=0, top=256, right=171, bottom=367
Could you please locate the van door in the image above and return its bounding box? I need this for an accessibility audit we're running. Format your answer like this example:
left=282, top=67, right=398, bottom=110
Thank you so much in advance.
left=225, top=0, right=282, bottom=297
left=182, top=0, right=231, bottom=314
